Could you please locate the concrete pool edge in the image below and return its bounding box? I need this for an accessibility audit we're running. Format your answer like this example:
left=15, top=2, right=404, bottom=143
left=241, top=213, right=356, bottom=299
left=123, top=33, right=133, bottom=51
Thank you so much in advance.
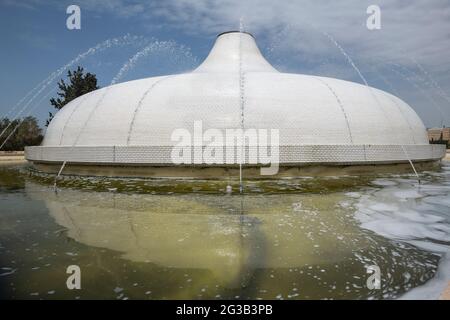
left=28, top=159, right=443, bottom=178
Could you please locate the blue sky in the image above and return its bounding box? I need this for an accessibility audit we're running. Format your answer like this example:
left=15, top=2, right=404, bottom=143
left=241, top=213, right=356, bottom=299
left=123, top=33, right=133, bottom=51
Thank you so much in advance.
left=1, top=0, right=450, bottom=128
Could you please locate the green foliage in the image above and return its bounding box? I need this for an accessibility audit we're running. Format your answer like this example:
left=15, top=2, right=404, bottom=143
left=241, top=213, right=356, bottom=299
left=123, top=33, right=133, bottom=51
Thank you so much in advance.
left=0, top=116, right=43, bottom=151
left=46, top=66, right=99, bottom=126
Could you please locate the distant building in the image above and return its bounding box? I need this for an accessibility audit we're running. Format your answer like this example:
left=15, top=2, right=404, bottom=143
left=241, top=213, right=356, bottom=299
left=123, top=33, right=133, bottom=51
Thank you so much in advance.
left=428, top=127, right=450, bottom=142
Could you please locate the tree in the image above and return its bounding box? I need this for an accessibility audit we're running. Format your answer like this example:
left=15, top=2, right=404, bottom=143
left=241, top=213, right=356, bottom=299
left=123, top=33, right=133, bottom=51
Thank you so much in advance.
left=17, top=116, right=44, bottom=147
left=0, top=116, right=43, bottom=151
left=46, top=66, right=99, bottom=126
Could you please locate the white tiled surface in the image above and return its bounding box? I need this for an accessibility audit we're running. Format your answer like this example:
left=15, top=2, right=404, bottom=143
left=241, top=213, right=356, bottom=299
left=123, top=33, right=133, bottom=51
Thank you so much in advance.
left=25, top=144, right=446, bottom=165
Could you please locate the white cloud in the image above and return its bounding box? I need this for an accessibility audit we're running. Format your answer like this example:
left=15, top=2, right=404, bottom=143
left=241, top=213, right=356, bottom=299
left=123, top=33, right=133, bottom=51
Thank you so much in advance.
left=9, top=0, right=450, bottom=70
left=145, top=0, right=450, bottom=126
left=145, top=0, right=450, bottom=67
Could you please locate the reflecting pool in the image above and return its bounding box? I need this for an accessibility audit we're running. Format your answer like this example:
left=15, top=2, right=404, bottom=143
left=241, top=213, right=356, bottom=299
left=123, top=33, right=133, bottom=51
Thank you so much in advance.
left=0, top=162, right=449, bottom=299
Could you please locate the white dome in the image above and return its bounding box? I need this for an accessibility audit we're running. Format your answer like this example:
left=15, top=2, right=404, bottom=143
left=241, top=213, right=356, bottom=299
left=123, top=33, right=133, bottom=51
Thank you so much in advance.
left=26, top=31, right=445, bottom=169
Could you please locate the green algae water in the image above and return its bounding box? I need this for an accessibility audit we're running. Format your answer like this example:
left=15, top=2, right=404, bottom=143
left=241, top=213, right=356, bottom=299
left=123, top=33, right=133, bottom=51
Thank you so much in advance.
left=1, top=162, right=449, bottom=299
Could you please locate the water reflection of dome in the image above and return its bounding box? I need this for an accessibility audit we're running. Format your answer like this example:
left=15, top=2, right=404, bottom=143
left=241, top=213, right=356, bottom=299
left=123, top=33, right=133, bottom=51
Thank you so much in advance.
left=26, top=179, right=440, bottom=297
left=25, top=32, right=445, bottom=177
left=26, top=181, right=369, bottom=287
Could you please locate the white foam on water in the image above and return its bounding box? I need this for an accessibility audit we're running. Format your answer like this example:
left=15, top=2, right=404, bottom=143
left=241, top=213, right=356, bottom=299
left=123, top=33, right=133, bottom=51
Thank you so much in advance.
left=354, top=177, right=450, bottom=299
left=422, top=195, right=450, bottom=207
left=400, top=251, right=450, bottom=300
left=392, top=189, right=423, bottom=200
left=345, top=192, right=361, bottom=198
left=372, top=179, right=398, bottom=187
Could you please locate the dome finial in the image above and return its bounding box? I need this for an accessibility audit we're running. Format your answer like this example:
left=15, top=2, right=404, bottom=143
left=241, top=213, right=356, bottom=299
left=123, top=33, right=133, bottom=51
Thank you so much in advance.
left=194, top=31, right=277, bottom=73
left=216, top=30, right=254, bottom=38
